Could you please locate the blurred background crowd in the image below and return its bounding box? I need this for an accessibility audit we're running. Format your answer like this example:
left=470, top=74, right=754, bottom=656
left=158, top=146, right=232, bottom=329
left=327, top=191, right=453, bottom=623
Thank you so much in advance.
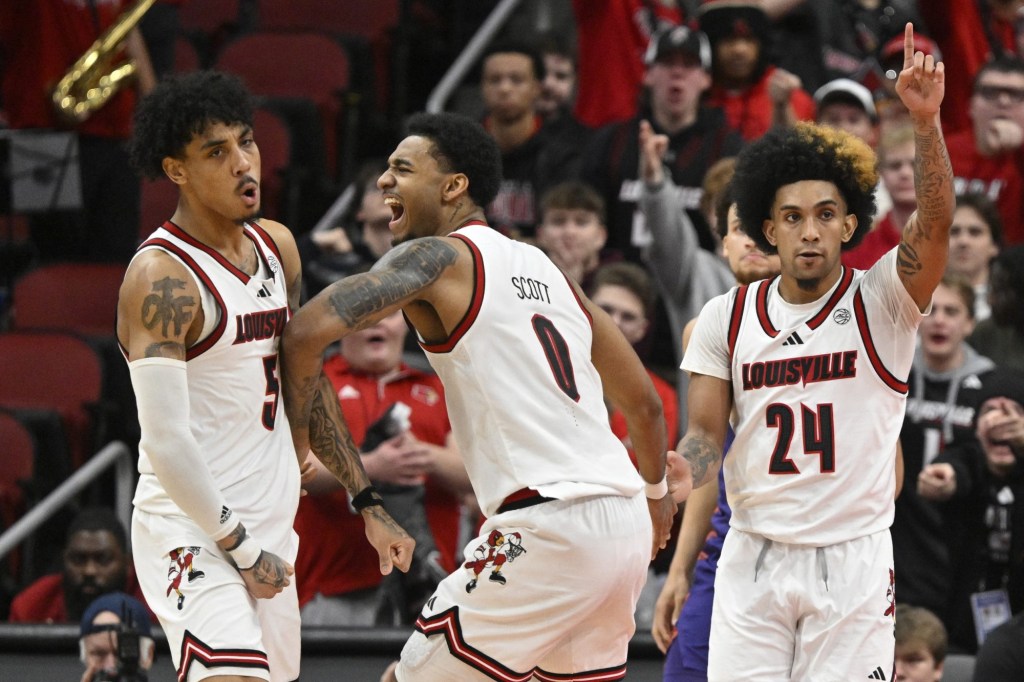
left=2, top=0, right=1024, bottom=678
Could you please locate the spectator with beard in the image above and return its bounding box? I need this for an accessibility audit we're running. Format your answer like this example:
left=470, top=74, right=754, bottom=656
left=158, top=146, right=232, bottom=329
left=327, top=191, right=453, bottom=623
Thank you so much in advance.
left=948, top=193, right=1003, bottom=323
left=9, top=508, right=147, bottom=623
left=534, top=31, right=593, bottom=153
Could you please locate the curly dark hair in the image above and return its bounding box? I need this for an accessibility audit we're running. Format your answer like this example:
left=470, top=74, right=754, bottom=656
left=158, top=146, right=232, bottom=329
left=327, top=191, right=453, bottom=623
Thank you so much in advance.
left=732, top=122, right=878, bottom=253
left=405, top=112, right=503, bottom=208
left=129, top=70, right=255, bottom=180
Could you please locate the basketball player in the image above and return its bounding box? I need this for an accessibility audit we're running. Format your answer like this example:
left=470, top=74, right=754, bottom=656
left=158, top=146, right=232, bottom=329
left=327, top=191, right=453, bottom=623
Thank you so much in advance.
left=281, top=111, right=677, bottom=681
left=672, top=24, right=954, bottom=680
left=118, top=71, right=413, bottom=682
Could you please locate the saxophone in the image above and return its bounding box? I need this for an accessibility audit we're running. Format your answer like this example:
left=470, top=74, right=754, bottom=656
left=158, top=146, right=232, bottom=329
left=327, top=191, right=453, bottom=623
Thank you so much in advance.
left=50, top=0, right=157, bottom=124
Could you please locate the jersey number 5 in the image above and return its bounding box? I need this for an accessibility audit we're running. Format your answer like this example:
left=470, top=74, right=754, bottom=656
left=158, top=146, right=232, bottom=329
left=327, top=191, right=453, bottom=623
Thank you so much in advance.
left=765, top=403, right=835, bottom=474
left=262, top=353, right=280, bottom=430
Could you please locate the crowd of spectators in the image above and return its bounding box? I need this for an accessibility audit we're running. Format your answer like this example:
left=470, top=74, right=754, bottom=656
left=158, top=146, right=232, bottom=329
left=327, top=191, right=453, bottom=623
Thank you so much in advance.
left=3, top=0, right=1024, bottom=677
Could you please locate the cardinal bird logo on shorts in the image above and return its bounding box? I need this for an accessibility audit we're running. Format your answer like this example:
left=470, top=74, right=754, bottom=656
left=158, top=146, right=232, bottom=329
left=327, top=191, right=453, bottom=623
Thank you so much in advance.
left=464, top=530, right=526, bottom=593
left=166, top=546, right=206, bottom=611
left=884, top=568, right=896, bottom=618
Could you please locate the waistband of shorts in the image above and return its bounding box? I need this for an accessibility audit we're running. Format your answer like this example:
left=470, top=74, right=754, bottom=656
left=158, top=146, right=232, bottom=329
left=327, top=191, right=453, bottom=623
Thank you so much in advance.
left=496, top=488, right=555, bottom=514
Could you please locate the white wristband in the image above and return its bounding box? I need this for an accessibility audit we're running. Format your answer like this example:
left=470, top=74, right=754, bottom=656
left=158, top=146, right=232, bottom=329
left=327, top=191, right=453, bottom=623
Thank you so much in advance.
left=228, top=535, right=262, bottom=570
left=645, top=476, right=669, bottom=500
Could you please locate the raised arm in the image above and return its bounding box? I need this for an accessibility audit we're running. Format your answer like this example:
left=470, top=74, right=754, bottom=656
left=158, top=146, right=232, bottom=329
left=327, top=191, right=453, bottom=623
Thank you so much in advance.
left=117, top=251, right=291, bottom=596
left=893, top=22, right=955, bottom=310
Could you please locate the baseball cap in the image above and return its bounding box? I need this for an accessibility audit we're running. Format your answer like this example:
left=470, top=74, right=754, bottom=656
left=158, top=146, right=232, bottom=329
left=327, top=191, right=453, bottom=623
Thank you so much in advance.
left=880, top=33, right=941, bottom=65
left=814, top=78, right=878, bottom=120
left=698, top=1, right=770, bottom=45
left=645, top=25, right=712, bottom=70
left=976, top=368, right=1024, bottom=415
left=80, top=592, right=152, bottom=638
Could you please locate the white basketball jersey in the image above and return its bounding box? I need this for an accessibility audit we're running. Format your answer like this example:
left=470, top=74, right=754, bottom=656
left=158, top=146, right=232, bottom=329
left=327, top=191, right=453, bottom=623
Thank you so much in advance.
left=683, top=250, right=924, bottom=545
left=422, top=223, right=642, bottom=517
left=128, top=221, right=299, bottom=554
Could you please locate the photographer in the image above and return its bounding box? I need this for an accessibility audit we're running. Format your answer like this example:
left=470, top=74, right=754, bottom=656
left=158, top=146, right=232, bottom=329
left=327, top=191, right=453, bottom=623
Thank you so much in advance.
left=79, top=592, right=154, bottom=682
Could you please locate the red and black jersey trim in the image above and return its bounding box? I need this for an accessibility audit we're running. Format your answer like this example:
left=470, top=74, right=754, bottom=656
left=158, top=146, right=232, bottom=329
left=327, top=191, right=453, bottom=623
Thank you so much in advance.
left=563, top=273, right=593, bottom=326
left=420, top=232, right=484, bottom=354
left=754, top=278, right=780, bottom=338
left=138, top=236, right=228, bottom=360
left=727, top=285, right=749, bottom=361
left=247, top=221, right=283, bottom=268
left=806, top=266, right=854, bottom=330
left=415, top=607, right=627, bottom=681
left=176, top=629, right=268, bottom=682
left=853, top=289, right=908, bottom=394
left=162, top=221, right=253, bottom=285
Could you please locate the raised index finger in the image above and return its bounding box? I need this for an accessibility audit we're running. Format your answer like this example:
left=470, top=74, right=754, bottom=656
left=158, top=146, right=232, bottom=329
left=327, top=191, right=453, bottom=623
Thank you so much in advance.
left=903, top=22, right=915, bottom=71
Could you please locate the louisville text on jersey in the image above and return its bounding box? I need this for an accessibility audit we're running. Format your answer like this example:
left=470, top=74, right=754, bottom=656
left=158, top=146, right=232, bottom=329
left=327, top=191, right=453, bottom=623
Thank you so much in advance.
left=742, top=350, right=858, bottom=390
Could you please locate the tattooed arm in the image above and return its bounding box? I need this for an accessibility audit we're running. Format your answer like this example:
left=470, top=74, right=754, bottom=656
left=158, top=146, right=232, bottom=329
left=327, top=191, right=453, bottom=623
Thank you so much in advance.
left=893, top=22, right=955, bottom=310
left=282, top=236, right=460, bottom=457
left=117, top=250, right=294, bottom=596
left=671, top=373, right=733, bottom=503
left=280, top=237, right=460, bottom=573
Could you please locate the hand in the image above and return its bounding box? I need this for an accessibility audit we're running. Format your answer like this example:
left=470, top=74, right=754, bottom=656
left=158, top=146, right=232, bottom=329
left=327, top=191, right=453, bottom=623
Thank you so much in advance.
left=638, top=119, right=669, bottom=185
left=651, top=570, right=690, bottom=653
left=299, top=451, right=318, bottom=496
left=768, top=68, right=801, bottom=106
left=80, top=662, right=102, bottom=682
left=982, top=119, right=1024, bottom=155
left=363, top=433, right=434, bottom=486
left=895, top=23, right=945, bottom=118
left=311, top=227, right=354, bottom=254
left=239, top=549, right=294, bottom=599
left=917, top=463, right=956, bottom=501
left=666, top=449, right=693, bottom=503
left=362, top=506, right=416, bottom=574
left=647, top=493, right=676, bottom=560
left=978, top=398, right=1024, bottom=451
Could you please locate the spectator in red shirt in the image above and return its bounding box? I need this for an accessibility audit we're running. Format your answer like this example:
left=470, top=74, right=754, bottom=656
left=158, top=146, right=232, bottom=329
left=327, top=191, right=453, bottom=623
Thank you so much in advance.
left=699, top=1, right=816, bottom=141
left=947, top=55, right=1024, bottom=246
left=295, top=312, right=471, bottom=626
left=9, top=508, right=146, bottom=624
left=844, top=123, right=917, bottom=270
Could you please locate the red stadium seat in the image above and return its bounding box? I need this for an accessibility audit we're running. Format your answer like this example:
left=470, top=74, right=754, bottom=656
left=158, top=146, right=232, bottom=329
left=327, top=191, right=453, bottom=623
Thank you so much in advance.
left=0, top=411, right=35, bottom=532
left=139, top=177, right=179, bottom=241
left=253, top=106, right=293, bottom=223
left=11, top=262, right=125, bottom=338
left=256, top=0, right=399, bottom=39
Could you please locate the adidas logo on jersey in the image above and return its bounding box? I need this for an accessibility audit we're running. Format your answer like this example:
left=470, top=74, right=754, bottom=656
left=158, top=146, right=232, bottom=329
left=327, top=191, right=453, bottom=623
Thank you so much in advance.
left=782, top=331, right=804, bottom=346
left=220, top=506, right=232, bottom=524
left=256, top=284, right=272, bottom=298
left=868, top=666, right=887, bottom=679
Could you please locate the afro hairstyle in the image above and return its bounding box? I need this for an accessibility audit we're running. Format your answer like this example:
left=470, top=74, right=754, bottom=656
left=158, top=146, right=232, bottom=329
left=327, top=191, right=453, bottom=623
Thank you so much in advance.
left=404, top=112, right=503, bottom=209
left=731, top=122, right=878, bottom=254
left=129, top=70, right=255, bottom=180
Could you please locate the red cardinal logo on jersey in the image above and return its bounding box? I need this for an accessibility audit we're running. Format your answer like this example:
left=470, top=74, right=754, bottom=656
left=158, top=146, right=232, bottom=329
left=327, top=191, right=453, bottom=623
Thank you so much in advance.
left=463, top=530, right=526, bottom=594
left=166, top=546, right=206, bottom=611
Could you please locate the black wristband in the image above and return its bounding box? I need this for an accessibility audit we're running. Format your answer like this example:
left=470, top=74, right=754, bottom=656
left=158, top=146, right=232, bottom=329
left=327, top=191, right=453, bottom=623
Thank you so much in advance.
left=351, top=485, right=384, bottom=511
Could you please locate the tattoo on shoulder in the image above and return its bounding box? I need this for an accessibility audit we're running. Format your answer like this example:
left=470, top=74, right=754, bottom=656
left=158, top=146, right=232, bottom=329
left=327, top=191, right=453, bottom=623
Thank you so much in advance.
left=328, top=238, right=457, bottom=326
left=142, top=276, right=195, bottom=338
left=896, top=241, right=924, bottom=278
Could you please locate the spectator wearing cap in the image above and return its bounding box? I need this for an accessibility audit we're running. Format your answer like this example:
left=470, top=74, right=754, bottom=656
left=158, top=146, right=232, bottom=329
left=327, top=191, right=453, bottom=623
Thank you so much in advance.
left=876, top=32, right=943, bottom=130
left=79, top=591, right=155, bottom=682
left=919, top=367, right=1024, bottom=652
left=700, top=1, right=816, bottom=141
left=946, top=55, right=1024, bottom=246
left=814, top=78, right=880, bottom=147
left=581, top=24, right=744, bottom=266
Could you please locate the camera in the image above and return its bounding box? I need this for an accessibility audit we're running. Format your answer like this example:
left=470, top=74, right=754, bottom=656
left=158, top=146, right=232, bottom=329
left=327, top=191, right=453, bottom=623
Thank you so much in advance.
left=93, top=610, right=148, bottom=682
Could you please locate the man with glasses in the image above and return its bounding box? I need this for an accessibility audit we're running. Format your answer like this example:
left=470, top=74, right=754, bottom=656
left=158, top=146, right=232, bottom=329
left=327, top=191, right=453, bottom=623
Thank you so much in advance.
left=946, top=55, right=1024, bottom=246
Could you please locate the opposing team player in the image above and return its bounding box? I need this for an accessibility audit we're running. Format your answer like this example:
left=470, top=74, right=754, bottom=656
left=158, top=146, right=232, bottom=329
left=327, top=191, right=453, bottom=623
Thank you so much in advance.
left=281, top=111, right=676, bottom=681
left=119, top=71, right=413, bottom=682
left=673, top=24, right=953, bottom=680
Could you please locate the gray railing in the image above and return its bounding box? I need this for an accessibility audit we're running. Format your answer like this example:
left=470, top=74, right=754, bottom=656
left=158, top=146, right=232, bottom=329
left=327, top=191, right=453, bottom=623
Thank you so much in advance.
left=0, top=440, right=133, bottom=560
